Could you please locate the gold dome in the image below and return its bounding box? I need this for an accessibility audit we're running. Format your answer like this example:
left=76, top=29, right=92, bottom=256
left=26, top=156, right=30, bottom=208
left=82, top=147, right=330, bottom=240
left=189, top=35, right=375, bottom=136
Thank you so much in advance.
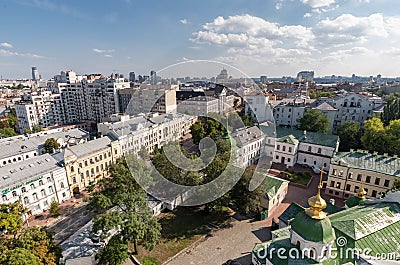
left=305, top=167, right=328, bottom=220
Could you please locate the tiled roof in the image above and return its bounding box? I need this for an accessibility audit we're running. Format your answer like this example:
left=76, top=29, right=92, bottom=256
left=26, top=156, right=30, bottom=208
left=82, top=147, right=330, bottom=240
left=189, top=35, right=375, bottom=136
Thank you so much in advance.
left=331, top=151, right=400, bottom=177
left=277, top=135, right=298, bottom=145
left=278, top=202, right=304, bottom=224
left=314, top=102, right=337, bottom=111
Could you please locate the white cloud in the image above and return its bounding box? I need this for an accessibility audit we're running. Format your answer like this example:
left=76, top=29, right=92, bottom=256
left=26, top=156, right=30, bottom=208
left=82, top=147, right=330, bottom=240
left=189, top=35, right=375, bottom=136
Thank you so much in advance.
left=104, top=54, right=113, bottom=58
left=275, top=2, right=283, bottom=10
left=0, top=49, right=43, bottom=58
left=300, top=0, right=336, bottom=8
left=92, top=48, right=115, bottom=54
left=0, top=42, right=12, bottom=48
left=304, top=13, right=312, bottom=18
left=180, top=19, right=188, bottom=25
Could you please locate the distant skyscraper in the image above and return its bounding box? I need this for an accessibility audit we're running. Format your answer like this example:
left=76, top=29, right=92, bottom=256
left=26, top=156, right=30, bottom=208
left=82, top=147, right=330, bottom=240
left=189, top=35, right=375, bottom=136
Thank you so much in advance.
left=31, top=66, right=39, bottom=81
left=260, top=75, right=267, bottom=83
left=129, top=72, right=136, bottom=82
left=150, top=70, right=157, bottom=85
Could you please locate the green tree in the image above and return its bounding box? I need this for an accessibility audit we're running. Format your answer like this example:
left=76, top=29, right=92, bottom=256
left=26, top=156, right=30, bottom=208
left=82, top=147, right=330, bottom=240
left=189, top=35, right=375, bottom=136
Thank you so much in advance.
left=32, top=125, right=43, bottom=133
left=24, top=128, right=32, bottom=135
left=44, top=138, right=60, bottom=154
left=0, top=201, right=24, bottom=236
left=0, top=127, right=18, bottom=138
left=230, top=167, right=266, bottom=214
left=337, top=121, right=362, bottom=151
left=190, top=120, right=205, bottom=145
left=361, top=117, right=387, bottom=154
left=49, top=201, right=60, bottom=218
left=7, top=108, right=18, bottom=129
left=138, top=146, right=148, bottom=160
left=381, top=95, right=400, bottom=125
left=88, top=158, right=161, bottom=263
left=299, top=109, right=330, bottom=133
left=97, top=235, right=129, bottom=265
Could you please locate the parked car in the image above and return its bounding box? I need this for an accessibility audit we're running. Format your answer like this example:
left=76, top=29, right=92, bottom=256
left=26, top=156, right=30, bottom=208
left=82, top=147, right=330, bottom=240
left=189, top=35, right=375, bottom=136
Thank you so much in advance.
left=224, top=260, right=241, bottom=265
left=311, top=165, right=321, bottom=174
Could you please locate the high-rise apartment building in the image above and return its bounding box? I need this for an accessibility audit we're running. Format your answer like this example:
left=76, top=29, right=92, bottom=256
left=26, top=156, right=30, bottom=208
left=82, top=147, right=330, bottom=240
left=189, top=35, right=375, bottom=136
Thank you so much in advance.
left=31, top=66, right=39, bottom=81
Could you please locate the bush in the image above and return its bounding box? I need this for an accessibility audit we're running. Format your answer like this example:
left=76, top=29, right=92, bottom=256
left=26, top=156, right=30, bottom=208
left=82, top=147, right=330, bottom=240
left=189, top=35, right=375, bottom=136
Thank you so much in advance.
left=142, top=257, right=160, bottom=265
left=49, top=201, right=60, bottom=217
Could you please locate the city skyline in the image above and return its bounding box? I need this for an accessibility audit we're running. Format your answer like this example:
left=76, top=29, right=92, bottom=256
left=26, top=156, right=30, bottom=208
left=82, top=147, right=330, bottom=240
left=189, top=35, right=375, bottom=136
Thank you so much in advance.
left=1, top=0, right=400, bottom=78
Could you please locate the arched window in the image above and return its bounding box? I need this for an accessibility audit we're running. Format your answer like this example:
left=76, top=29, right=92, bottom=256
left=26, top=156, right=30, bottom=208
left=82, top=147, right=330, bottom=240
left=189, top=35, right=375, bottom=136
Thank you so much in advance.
left=23, top=197, right=29, bottom=204
left=70, top=166, right=74, bottom=173
left=60, top=182, right=65, bottom=189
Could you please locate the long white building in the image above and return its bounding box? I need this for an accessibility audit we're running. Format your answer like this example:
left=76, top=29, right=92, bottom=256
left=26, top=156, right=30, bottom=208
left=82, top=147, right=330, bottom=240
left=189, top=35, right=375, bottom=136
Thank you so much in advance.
left=0, top=154, right=71, bottom=216
left=98, top=113, right=197, bottom=155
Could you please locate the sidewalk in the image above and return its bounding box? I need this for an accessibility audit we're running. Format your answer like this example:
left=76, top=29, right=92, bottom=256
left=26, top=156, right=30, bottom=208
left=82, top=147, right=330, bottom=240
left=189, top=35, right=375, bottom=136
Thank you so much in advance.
left=26, top=190, right=90, bottom=228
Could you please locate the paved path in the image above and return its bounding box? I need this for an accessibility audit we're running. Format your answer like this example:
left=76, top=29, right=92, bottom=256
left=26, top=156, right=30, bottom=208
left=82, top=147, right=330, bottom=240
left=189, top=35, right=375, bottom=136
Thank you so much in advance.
left=165, top=216, right=269, bottom=265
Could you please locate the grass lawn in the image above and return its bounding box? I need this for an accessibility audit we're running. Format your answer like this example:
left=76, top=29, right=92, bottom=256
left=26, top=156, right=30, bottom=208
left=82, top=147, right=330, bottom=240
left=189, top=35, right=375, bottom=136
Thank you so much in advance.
left=135, top=206, right=232, bottom=265
left=282, top=170, right=312, bottom=185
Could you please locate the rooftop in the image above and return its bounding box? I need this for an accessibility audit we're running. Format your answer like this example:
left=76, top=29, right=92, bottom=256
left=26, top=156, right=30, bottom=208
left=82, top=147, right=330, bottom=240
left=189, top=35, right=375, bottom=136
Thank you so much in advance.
left=231, top=126, right=264, bottom=148
left=64, top=137, right=112, bottom=159
left=331, top=151, right=400, bottom=177
left=0, top=153, right=62, bottom=192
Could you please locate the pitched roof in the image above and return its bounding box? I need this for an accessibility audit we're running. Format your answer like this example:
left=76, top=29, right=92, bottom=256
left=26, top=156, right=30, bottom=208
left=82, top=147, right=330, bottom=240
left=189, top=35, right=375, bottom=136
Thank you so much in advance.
left=332, top=151, right=400, bottom=177
left=264, top=175, right=287, bottom=199
left=277, top=135, right=299, bottom=145
left=278, top=202, right=304, bottom=224
left=64, top=137, right=112, bottom=159
left=314, top=102, right=337, bottom=111
left=231, top=126, right=264, bottom=148
left=275, top=127, right=339, bottom=148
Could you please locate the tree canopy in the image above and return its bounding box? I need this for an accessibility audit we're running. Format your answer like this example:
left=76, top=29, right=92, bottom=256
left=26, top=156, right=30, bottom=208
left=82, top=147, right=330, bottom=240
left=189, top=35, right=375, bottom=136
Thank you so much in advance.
left=299, top=109, right=330, bottom=133
left=88, top=158, right=161, bottom=264
left=44, top=138, right=60, bottom=154
left=0, top=203, right=61, bottom=265
left=381, top=94, right=400, bottom=126
left=337, top=121, right=362, bottom=151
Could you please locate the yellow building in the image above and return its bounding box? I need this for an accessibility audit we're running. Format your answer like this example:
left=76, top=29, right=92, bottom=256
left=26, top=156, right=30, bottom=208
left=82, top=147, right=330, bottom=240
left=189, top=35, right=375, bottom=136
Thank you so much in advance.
left=64, top=137, right=121, bottom=194
left=325, top=150, right=399, bottom=199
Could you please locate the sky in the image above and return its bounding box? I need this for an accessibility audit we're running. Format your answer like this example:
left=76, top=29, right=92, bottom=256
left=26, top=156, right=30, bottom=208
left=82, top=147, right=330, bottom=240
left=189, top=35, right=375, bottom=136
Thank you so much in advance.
left=1, top=0, right=400, bottom=79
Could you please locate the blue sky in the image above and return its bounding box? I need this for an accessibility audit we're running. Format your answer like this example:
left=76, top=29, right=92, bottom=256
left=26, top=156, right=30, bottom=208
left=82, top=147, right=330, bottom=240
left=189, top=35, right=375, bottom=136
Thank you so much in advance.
left=1, top=0, right=400, bottom=79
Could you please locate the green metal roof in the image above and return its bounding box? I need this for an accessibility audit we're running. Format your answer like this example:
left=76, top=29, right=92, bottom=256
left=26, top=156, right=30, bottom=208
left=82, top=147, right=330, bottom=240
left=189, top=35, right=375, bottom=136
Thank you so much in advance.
left=279, top=202, right=305, bottom=224
left=329, top=202, right=400, bottom=240
left=331, top=151, right=400, bottom=177
left=264, top=175, right=286, bottom=199
left=277, top=134, right=299, bottom=145
left=291, top=211, right=336, bottom=244
left=253, top=201, right=400, bottom=265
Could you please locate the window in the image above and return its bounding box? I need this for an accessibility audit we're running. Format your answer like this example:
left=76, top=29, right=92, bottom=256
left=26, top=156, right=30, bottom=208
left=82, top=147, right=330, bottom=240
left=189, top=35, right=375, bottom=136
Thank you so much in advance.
left=330, top=181, right=334, bottom=187
left=318, top=148, right=322, bottom=154
left=30, top=184, right=35, bottom=189
left=22, top=187, right=26, bottom=193
left=374, top=178, right=380, bottom=185
left=60, top=182, right=65, bottom=189
left=12, top=191, right=17, bottom=197
left=384, top=179, right=390, bottom=187
left=372, top=190, right=377, bottom=197
left=276, top=155, right=279, bottom=160
left=2, top=195, right=6, bottom=201
left=332, top=169, right=337, bottom=175
left=287, top=158, right=291, bottom=162
left=366, top=176, right=371, bottom=183
left=39, top=180, right=44, bottom=186
left=357, top=174, right=362, bottom=181
left=72, top=177, right=76, bottom=184
left=336, top=183, right=341, bottom=189
left=47, top=177, right=51, bottom=183
left=49, top=186, right=54, bottom=193
left=70, top=166, right=74, bottom=173
left=348, top=172, right=353, bottom=179
left=304, top=158, right=307, bottom=163
left=23, top=197, right=29, bottom=204
left=283, top=146, right=286, bottom=152
left=277, top=145, right=280, bottom=150
left=289, top=147, right=292, bottom=152
left=62, top=192, right=66, bottom=197
left=346, top=184, right=351, bottom=191
left=328, top=190, right=333, bottom=194
left=354, top=186, right=359, bottom=192
left=308, top=146, right=312, bottom=152
left=32, top=193, right=38, bottom=201
left=41, top=189, right=46, bottom=197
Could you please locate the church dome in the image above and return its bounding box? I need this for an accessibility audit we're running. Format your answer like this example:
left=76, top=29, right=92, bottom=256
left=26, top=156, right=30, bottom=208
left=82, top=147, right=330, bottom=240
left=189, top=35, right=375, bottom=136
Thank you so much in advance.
left=291, top=211, right=335, bottom=244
